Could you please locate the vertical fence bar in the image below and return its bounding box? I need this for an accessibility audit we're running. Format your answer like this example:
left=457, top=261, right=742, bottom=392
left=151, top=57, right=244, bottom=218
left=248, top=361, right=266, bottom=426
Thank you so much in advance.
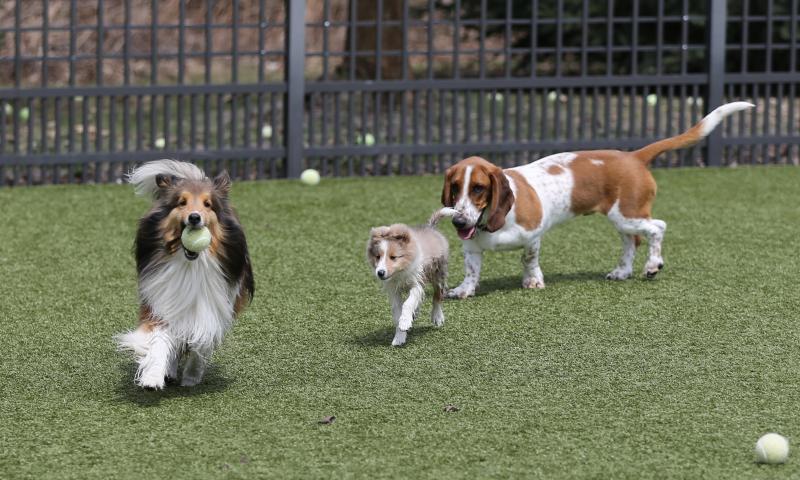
left=285, top=0, right=306, bottom=178
left=705, top=0, right=726, bottom=167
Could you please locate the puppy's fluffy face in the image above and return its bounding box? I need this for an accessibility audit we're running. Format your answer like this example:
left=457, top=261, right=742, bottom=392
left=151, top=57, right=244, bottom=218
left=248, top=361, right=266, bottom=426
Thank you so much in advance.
left=367, top=225, right=416, bottom=281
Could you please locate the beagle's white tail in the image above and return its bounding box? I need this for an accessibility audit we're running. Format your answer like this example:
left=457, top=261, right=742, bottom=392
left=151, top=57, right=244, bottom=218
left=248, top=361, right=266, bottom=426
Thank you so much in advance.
left=633, top=101, right=755, bottom=164
left=128, top=159, right=206, bottom=199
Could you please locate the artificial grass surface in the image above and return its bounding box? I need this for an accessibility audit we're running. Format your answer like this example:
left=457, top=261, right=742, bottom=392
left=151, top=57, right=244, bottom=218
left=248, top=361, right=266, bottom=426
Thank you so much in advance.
left=1, top=166, right=799, bottom=479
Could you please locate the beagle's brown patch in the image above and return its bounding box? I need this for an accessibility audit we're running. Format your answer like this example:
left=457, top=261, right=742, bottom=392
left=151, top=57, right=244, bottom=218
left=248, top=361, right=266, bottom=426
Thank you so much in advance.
left=505, top=170, right=542, bottom=231
left=547, top=165, right=565, bottom=175
left=568, top=150, right=657, bottom=218
left=442, top=156, right=494, bottom=211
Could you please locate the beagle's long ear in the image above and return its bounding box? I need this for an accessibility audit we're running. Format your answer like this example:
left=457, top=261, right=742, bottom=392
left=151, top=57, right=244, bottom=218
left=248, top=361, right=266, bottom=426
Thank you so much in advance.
left=485, top=168, right=514, bottom=232
left=441, top=166, right=456, bottom=207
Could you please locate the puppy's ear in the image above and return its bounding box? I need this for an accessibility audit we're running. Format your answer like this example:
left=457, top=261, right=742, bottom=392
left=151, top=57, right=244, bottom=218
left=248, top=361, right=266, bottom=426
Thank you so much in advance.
left=213, top=171, right=231, bottom=197
left=390, top=225, right=411, bottom=244
left=485, top=167, right=514, bottom=232
left=370, top=226, right=389, bottom=239
left=441, top=166, right=456, bottom=207
left=155, top=174, right=176, bottom=190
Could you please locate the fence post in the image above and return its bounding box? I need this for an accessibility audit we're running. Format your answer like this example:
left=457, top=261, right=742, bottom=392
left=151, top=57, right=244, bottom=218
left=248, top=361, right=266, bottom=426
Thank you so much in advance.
left=705, top=0, right=726, bottom=167
left=285, top=0, right=306, bottom=178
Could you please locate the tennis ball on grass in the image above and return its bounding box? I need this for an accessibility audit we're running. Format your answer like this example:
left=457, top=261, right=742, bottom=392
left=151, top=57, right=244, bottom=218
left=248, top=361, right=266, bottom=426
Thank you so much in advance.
left=755, top=433, right=789, bottom=464
left=18, top=107, right=29, bottom=121
left=300, top=168, right=320, bottom=186
left=646, top=93, right=658, bottom=106
left=181, top=226, right=212, bottom=253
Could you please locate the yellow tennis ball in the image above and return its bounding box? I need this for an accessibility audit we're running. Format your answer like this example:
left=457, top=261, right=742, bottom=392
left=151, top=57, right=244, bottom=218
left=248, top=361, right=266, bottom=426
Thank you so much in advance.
left=755, top=433, right=789, bottom=464
left=300, top=168, right=320, bottom=186
left=181, top=226, right=212, bottom=253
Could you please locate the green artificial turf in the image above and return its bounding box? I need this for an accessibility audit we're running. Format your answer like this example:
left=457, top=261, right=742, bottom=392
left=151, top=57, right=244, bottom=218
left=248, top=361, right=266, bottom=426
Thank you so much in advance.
left=1, top=166, right=799, bottom=479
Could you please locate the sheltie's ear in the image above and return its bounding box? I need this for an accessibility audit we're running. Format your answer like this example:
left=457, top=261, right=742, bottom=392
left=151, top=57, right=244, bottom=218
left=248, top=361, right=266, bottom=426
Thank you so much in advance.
left=213, top=171, right=231, bottom=197
left=155, top=174, right=175, bottom=190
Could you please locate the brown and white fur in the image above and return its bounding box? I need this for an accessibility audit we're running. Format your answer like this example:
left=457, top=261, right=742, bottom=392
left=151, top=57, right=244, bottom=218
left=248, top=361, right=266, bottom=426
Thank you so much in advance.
left=367, top=212, right=450, bottom=346
left=116, top=160, right=254, bottom=389
left=442, top=101, right=754, bottom=298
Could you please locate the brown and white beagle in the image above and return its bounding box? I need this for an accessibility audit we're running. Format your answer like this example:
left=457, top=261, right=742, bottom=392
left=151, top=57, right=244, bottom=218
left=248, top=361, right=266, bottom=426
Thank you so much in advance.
left=441, top=101, right=754, bottom=298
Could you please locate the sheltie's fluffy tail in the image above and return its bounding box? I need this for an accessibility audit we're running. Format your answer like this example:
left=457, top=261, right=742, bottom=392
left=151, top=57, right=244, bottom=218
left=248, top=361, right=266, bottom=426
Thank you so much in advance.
left=427, top=207, right=459, bottom=226
left=128, top=159, right=206, bottom=199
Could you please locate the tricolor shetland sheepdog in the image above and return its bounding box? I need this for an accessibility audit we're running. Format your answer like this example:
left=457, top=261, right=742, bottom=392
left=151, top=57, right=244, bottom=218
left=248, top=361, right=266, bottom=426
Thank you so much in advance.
left=116, top=160, right=254, bottom=389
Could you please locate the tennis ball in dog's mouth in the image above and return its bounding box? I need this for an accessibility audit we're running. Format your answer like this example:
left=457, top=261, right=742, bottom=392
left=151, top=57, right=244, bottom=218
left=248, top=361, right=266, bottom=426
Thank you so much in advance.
left=300, top=168, right=320, bottom=186
left=181, top=226, right=212, bottom=253
left=755, top=433, right=789, bottom=464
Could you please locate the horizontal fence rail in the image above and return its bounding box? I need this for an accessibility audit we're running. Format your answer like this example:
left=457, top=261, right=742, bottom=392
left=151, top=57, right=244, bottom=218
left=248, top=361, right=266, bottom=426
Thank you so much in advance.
left=0, top=0, right=797, bottom=186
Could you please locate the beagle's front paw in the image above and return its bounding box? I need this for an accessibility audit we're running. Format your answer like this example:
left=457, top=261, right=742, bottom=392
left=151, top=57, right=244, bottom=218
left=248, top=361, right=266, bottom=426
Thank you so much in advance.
left=446, top=284, right=475, bottom=299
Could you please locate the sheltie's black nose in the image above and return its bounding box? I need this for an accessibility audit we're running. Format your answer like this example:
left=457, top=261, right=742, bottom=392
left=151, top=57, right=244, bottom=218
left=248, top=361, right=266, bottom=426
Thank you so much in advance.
left=188, top=213, right=201, bottom=226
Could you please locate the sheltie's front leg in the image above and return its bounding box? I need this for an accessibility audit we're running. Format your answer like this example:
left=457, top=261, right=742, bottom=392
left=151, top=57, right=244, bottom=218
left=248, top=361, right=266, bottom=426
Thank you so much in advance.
left=181, top=345, right=212, bottom=387
left=136, top=327, right=175, bottom=390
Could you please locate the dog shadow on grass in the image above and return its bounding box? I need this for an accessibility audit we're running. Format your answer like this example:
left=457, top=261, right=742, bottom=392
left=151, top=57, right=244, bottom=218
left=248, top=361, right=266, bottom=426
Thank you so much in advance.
left=470, top=271, right=606, bottom=297
left=352, top=324, right=438, bottom=348
left=113, top=362, right=233, bottom=407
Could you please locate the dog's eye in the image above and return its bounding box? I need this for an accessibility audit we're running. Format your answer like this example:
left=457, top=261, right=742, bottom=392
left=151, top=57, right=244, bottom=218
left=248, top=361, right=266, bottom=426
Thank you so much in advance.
left=204, top=200, right=212, bottom=208
left=390, top=255, right=402, bottom=260
left=179, top=198, right=187, bottom=206
left=472, top=185, right=484, bottom=194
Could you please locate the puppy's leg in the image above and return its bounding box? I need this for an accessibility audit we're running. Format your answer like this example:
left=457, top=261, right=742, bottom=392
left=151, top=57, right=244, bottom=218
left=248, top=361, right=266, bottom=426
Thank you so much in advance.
left=447, top=248, right=482, bottom=299
left=521, top=238, right=545, bottom=289
left=606, top=233, right=637, bottom=280
left=393, top=285, right=424, bottom=346
left=181, top=345, right=212, bottom=387
left=390, top=293, right=403, bottom=326
left=136, top=327, right=174, bottom=390
left=431, top=272, right=446, bottom=327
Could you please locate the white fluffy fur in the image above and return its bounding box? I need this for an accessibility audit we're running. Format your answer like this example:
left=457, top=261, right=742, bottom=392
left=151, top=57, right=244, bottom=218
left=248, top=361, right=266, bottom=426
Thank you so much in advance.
left=128, top=159, right=206, bottom=199
left=140, top=253, right=238, bottom=349
left=116, top=252, right=238, bottom=388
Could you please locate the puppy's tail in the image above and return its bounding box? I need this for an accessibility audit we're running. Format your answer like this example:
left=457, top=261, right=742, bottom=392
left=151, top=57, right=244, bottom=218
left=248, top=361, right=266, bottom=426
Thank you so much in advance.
left=128, top=159, right=206, bottom=199
left=427, top=207, right=458, bottom=227
left=633, top=101, right=755, bottom=164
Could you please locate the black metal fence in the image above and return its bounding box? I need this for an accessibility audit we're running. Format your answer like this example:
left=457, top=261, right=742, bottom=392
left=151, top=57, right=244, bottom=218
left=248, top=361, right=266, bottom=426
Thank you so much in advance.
left=0, top=0, right=797, bottom=186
